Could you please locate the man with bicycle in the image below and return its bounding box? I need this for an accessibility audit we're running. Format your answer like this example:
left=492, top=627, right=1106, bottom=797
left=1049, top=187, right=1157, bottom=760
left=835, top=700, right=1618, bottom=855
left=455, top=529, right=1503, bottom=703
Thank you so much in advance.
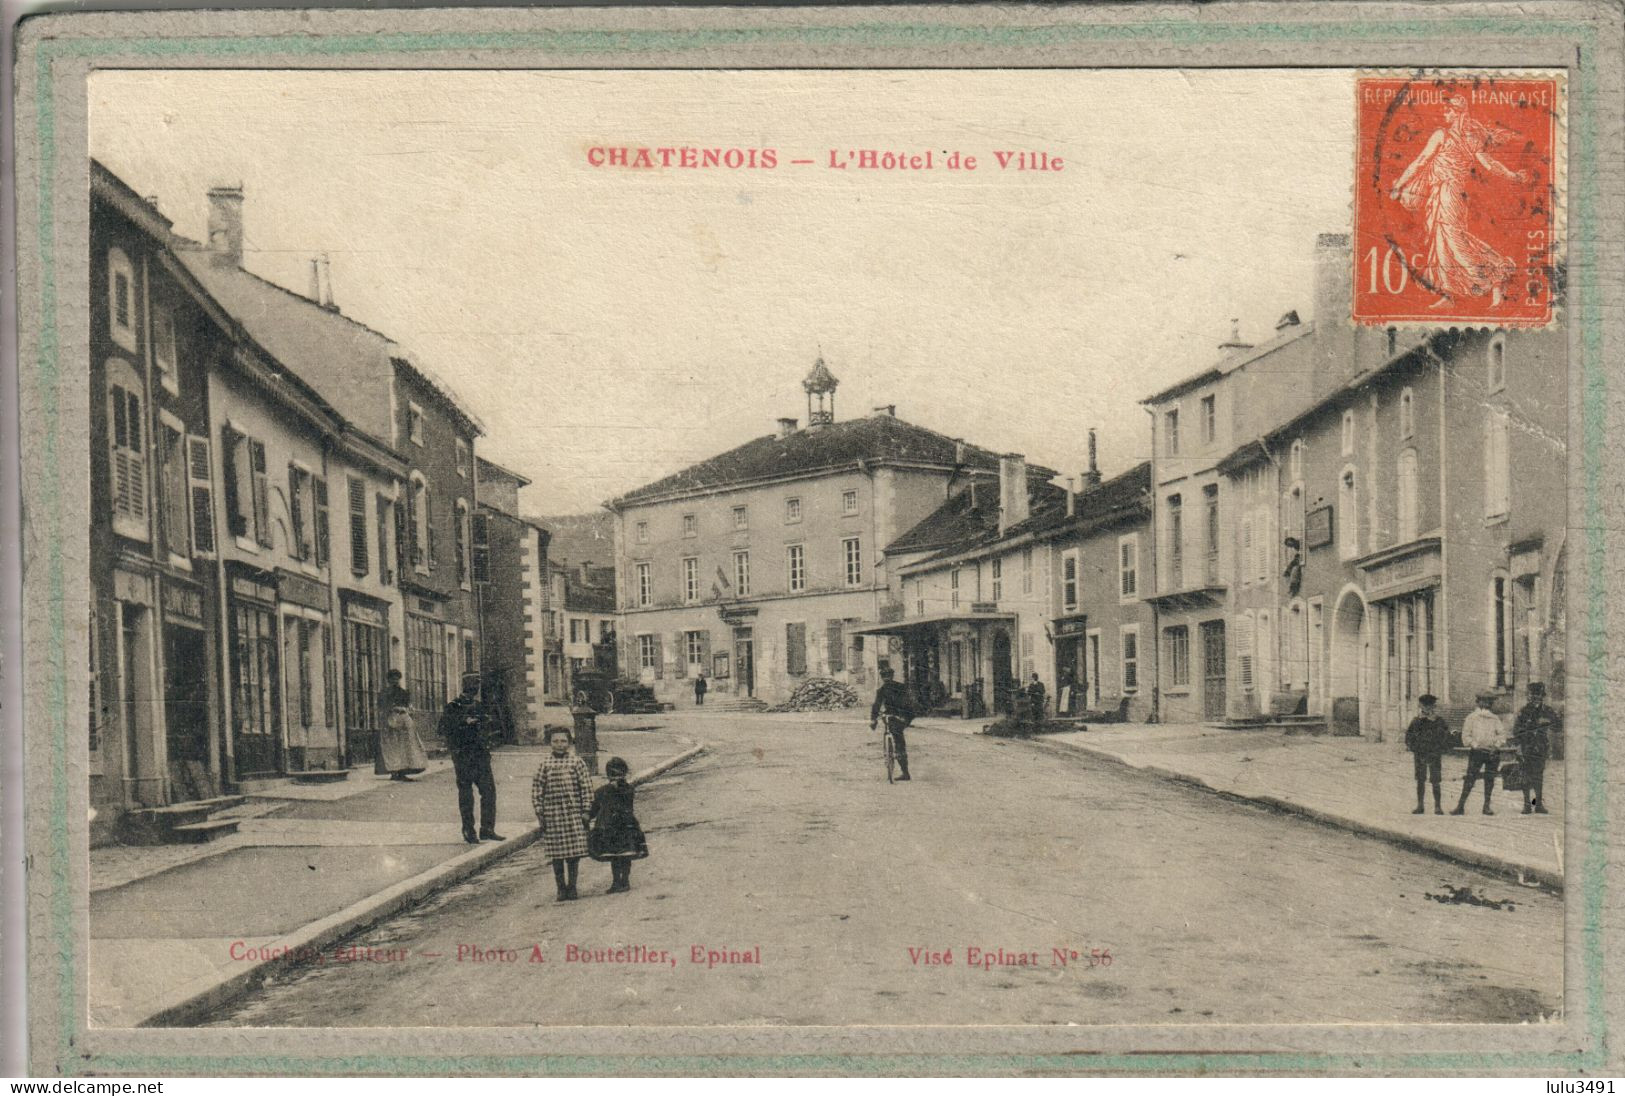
left=869, top=666, right=914, bottom=782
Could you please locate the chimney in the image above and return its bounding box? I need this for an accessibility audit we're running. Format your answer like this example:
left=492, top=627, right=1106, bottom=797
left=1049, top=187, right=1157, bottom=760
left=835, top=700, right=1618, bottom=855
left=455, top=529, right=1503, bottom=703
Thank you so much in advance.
left=308, top=258, right=322, bottom=302
left=319, top=253, right=336, bottom=310
left=1311, top=231, right=1356, bottom=398
left=872, top=404, right=896, bottom=417
left=1082, top=428, right=1102, bottom=489
left=953, top=439, right=967, bottom=466
left=776, top=417, right=798, bottom=438
left=998, top=453, right=1030, bottom=536
left=1218, top=318, right=1253, bottom=355
left=1065, top=476, right=1076, bottom=518
left=206, top=184, right=245, bottom=266
left=145, top=195, right=161, bottom=214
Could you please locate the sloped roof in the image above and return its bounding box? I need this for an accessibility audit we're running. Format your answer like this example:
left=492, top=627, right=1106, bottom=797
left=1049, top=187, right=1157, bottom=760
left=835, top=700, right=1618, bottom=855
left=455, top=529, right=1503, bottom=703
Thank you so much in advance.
left=895, top=462, right=1152, bottom=568
left=610, top=415, right=1041, bottom=508
left=532, top=512, right=616, bottom=569
left=176, top=248, right=402, bottom=444
left=1140, top=320, right=1315, bottom=406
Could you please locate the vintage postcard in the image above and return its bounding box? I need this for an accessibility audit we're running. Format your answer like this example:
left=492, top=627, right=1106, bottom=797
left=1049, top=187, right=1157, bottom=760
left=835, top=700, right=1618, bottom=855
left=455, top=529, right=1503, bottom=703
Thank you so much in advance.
left=10, top=2, right=1624, bottom=1078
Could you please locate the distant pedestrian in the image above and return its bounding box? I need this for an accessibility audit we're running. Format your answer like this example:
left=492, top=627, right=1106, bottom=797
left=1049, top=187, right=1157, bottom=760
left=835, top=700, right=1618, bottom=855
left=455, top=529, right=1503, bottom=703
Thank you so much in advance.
left=588, top=756, right=648, bottom=894
left=1404, top=693, right=1450, bottom=814
left=440, top=674, right=503, bottom=843
left=1451, top=692, right=1506, bottom=815
left=375, top=669, right=428, bottom=781
left=694, top=672, right=707, bottom=706
left=1025, top=673, right=1047, bottom=718
left=532, top=726, right=592, bottom=901
left=1511, top=682, right=1559, bottom=815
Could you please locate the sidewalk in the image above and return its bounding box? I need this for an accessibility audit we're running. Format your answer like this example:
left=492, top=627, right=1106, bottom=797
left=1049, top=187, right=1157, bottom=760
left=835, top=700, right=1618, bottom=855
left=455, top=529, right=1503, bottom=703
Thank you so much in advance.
left=90, top=727, right=702, bottom=1027
left=1022, top=721, right=1564, bottom=890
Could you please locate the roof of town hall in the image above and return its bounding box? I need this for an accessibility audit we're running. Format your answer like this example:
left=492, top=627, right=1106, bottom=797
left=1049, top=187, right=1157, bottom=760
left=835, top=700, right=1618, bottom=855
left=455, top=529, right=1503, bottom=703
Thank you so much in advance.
left=607, top=413, right=1054, bottom=508
left=890, top=461, right=1153, bottom=569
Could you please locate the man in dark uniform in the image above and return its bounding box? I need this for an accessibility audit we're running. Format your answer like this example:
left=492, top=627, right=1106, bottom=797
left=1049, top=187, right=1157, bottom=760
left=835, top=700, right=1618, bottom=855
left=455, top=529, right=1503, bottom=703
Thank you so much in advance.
left=1024, top=673, right=1048, bottom=726
left=1512, top=682, right=1559, bottom=814
left=440, top=674, right=503, bottom=843
left=1404, top=693, right=1451, bottom=814
left=869, top=666, right=914, bottom=782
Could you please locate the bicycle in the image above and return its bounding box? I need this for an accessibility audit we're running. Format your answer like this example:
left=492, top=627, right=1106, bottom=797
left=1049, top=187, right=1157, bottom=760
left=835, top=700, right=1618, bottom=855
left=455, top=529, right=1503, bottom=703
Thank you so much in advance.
left=875, top=706, right=906, bottom=784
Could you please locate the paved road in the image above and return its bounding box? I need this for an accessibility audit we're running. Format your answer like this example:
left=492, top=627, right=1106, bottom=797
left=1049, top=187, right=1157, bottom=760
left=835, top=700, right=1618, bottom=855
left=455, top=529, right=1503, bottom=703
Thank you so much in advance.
left=209, top=713, right=1562, bottom=1027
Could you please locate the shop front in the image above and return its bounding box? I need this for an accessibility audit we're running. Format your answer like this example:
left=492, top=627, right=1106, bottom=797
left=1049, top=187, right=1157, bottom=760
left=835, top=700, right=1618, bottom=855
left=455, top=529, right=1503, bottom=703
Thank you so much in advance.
left=1052, top=615, right=1088, bottom=715
left=226, top=564, right=282, bottom=780
left=1357, top=538, right=1441, bottom=741
left=158, top=575, right=219, bottom=800
left=340, top=592, right=392, bottom=767
left=850, top=610, right=1017, bottom=717
left=278, top=568, right=340, bottom=773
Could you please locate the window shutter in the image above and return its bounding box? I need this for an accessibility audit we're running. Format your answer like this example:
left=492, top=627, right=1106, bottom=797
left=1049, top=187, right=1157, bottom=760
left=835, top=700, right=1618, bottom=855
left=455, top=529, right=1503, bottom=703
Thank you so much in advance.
left=250, top=441, right=271, bottom=547
left=827, top=619, right=845, bottom=672
left=314, top=477, right=330, bottom=566
left=109, top=386, right=146, bottom=524
left=786, top=622, right=807, bottom=675
left=187, top=435, right=216, bottom=556
left=426, top=490, right=438, bottom=569
left=699, top=629, right=711, bottom=668
left=673, top=631, right=687, bottom=678
left=288, top=466, right=305, bottom=560
left=653, top=635, right=664, bottom=680
left=472, top=512, right=490, bottom=583
left=348, top=477, right=368, bottom=575
left=395, top=491, right=410, bottom=575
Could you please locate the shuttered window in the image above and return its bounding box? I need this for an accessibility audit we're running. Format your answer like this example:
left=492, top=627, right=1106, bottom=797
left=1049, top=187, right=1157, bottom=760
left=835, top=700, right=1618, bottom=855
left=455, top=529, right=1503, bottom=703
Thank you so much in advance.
left=826, top=619, right=845, bottom=672
left=348, top=477, right=369, bottom=575
left=250, top=440, right=271, bottom=548
left=184, top=436, right=214, bottom=556
left=158, top=419, right=189, bottom=558
left=289, top=465, right=312, bottom=560
left=313, top=476, right=330, bottom=567
left=107, top=365, right=147, bottom=540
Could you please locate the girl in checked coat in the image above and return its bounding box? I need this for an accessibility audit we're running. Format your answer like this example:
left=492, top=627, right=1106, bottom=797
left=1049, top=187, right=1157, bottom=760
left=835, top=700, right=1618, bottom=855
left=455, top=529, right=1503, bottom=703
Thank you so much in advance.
left=532, top=727, right=592, bottom=901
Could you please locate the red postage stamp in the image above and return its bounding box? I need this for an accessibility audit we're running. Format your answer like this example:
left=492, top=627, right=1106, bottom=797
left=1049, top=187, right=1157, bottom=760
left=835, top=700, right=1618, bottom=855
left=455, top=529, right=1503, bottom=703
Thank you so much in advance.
left=1354, top=72, right=1563, bottom=327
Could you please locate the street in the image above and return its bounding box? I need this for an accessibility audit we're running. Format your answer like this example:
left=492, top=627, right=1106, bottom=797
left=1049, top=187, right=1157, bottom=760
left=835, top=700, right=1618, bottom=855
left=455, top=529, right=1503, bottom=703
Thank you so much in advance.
left=207, top=713, right=1562, bottom=1027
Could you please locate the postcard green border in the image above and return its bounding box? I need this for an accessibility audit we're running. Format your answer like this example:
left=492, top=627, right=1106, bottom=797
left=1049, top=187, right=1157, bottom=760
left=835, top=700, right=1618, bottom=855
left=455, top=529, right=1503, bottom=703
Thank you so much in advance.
left=21, top=12, right=1609, bottom=1076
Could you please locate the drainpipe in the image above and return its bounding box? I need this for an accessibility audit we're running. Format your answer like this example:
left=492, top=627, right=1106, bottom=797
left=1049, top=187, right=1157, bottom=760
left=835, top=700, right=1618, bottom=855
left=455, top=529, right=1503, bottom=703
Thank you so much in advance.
left=1145, top=406, right=1160, bottom=724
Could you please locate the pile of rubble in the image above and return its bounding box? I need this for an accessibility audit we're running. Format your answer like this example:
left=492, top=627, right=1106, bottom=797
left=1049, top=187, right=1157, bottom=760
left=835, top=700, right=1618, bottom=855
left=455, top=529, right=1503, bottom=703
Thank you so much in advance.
left=767, top=677, right=861, bottom=712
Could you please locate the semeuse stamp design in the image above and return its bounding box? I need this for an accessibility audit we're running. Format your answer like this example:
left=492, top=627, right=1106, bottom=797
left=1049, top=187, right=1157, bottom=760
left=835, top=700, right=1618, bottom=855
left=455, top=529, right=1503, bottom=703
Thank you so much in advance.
left=1354, top=72, right=1563, bottom=327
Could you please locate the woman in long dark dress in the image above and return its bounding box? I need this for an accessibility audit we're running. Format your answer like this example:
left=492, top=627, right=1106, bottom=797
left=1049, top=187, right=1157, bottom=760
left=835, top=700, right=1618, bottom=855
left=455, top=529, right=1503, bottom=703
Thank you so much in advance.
left=588, top=756, right=648, bottom=894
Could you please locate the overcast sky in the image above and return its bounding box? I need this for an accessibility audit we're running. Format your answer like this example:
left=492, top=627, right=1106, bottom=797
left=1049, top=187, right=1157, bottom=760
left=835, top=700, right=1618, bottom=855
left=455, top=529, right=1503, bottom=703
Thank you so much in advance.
left=90, top=69, right=1355, bottom=513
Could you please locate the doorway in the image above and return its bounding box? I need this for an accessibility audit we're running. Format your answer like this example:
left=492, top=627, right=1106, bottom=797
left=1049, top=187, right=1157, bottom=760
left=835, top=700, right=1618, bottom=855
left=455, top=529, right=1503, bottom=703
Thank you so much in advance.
left=734, top=627, right=755, bottom=697
left=1332, top=589, right=1368, bottom=735
left=163, top=623, right=215, bottom=800
left=991, top=630, right=1014, bottom=713
left=1201, top=620, right=1227, bottom=720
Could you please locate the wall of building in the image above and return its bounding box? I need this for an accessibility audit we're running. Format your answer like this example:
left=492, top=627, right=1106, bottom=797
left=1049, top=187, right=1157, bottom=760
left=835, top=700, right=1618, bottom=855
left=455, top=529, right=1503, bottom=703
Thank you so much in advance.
left=1440, top=327, right=1568, bottom=714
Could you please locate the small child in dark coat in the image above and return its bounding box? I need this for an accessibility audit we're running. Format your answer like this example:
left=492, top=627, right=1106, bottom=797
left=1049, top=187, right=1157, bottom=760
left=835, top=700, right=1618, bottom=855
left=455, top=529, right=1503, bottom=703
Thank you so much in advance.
left=588, top=756, right=649, bottom=894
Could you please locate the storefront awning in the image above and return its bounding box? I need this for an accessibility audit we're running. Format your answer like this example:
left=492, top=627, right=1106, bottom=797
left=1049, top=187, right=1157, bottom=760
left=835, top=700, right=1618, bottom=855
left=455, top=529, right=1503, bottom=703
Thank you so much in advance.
left=848, top=611, right=1018, bottom=636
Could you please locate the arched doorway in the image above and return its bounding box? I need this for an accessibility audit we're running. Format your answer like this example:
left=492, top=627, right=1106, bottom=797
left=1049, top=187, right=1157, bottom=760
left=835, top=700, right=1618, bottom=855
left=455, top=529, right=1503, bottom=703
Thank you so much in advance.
left=991, top=629, right=1015, bottom=713
left=1331, top=588, right=1368, bottom=736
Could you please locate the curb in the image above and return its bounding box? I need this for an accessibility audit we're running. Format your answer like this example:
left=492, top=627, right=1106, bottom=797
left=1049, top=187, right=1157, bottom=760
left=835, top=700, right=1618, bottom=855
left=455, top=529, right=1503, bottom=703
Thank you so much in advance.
left=1016, top=735, right=1564, bottom=893
left=140, top=741, right=707, bottom=1028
